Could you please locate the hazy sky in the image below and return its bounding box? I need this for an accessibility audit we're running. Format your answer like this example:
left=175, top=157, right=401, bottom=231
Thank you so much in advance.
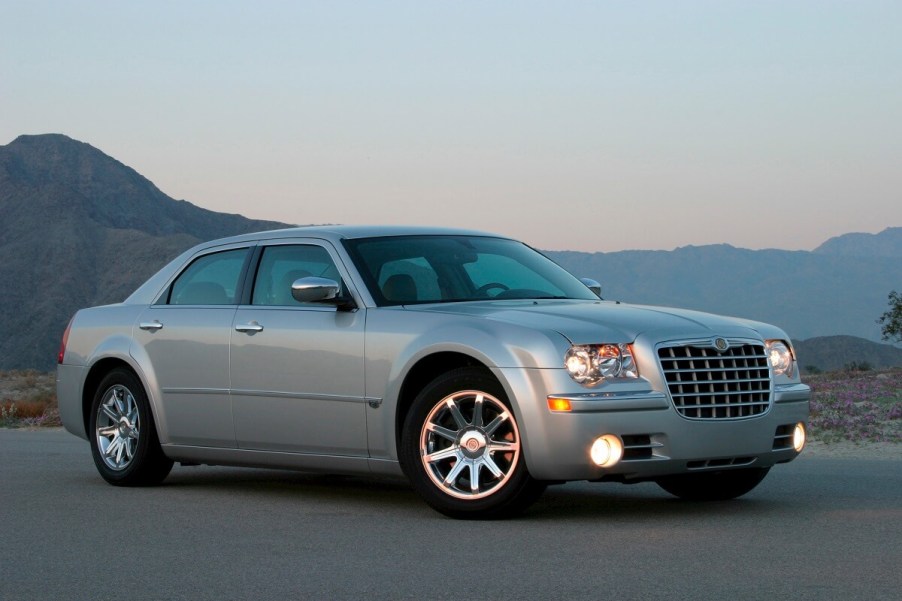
left=2, top=1, right=900, bottom=252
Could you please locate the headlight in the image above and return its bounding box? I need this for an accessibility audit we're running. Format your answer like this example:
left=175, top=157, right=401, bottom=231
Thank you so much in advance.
left=765, top=340, right=794, bottom=377
left=565, top=343, right=638, bottom=385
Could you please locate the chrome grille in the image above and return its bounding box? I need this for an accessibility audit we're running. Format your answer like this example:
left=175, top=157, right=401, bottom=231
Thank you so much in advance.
left=658, top=342, right=771, bottom=420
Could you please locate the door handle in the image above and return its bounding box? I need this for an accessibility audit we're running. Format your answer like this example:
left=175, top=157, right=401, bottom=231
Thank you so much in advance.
left=139, top=321, right=163, bottom=331
left=235, top=322, right=264, bottom=333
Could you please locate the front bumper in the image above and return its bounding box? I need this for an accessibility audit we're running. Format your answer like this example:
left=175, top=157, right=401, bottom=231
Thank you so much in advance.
left=498, top=367, right=810, bottom=482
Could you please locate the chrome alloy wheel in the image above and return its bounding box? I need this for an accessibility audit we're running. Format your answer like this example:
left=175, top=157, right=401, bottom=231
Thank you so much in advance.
left=95, top=384, right=141, bottom=471
left=419, top=390, right=521, bottom=500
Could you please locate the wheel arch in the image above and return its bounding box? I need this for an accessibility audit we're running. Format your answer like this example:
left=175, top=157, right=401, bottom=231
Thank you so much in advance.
left=81, top=358, right=139, bottom=438
left=393, top=351, right=497, bottom=454
left=81, top=352, right=165, bottom=443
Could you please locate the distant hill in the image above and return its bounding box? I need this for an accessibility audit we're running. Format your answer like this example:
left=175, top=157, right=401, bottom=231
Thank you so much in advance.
left=793, top=336, right=902, bottom=373
left=546, top=244, right=900, bottom=344
left=1, top=133, right=900, bottom=371
left=0, top=134, right=290, bottom=370
left=814, top=227, right=902, bottom=258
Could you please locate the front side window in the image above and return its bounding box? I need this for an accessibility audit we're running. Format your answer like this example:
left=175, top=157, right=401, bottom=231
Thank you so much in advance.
left=251, top=244, right=342, bottom=306
left=343, top=235, right=597, bottom=306
left=169, top=248, right=248, bottom=305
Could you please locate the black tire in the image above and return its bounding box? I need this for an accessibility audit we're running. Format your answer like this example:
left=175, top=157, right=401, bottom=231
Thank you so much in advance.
left=89, top=368, right=173, bottom=486
left=400, top=367, right=545, bottom=519
left=656, top=467, right=770, bottom=501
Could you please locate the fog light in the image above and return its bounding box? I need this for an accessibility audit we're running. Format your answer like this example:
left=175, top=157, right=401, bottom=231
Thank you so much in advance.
left=793, top=423, right=806, bottom=452
left=590, top=434, right=623, bottom=468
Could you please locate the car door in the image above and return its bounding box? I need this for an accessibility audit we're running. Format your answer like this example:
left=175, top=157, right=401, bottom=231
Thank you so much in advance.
left=133, top=245, right=251, bottom=448
left=229, top=241, right=367, bottom=455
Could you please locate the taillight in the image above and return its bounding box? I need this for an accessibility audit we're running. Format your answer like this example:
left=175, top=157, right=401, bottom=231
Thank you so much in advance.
left=58, top=317, right=73, bottom=364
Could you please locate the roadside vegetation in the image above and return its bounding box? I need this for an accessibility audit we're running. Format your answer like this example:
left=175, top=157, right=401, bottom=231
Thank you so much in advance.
left=0, top=370, right=59, bottom=428
left=805, top=367, right=901, bottom=443
left=2, top=368, right=900, bottom=444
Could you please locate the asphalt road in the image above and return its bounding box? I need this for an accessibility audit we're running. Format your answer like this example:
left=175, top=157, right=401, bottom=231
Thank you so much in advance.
left=2, top=429, right=900, bottom=601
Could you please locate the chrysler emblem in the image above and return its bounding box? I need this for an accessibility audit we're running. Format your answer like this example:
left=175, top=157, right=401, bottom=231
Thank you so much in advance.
left=714, top=337, right=729, bottom=352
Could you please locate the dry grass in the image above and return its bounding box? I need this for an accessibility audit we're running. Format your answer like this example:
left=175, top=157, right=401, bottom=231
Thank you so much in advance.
left=0, top=370, right=60, bottom=428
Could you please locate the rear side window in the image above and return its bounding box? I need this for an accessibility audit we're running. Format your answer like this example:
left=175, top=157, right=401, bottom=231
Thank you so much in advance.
left=169, top=248, right=248, bottom=305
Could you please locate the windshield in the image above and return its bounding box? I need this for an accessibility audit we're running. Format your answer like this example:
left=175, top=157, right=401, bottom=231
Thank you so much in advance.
left=342, top=235, right=598, bottom=306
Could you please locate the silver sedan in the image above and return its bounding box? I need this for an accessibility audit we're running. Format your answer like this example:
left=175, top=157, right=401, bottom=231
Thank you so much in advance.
left=57, top=226, right=810, bottom=518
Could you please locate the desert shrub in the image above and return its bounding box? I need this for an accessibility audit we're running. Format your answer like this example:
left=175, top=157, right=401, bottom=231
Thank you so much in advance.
left=806, top=369, right=902, bottom=443
left=844, top=361, right=873, bottom=372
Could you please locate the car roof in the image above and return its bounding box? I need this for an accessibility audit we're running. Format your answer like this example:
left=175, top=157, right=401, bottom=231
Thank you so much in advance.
left=203, top=224, right=509, bottom=247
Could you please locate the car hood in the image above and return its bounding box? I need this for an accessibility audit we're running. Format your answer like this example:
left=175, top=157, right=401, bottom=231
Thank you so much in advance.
left=412, top=300, right=769, bottom=344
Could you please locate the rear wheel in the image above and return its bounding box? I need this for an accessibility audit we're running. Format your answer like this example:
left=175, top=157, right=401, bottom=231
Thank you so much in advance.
left=89, top=368, right=173, bottom=486
left=656, top=467, right=770, bottom=501
left=400, top=368, right=545, bottom=519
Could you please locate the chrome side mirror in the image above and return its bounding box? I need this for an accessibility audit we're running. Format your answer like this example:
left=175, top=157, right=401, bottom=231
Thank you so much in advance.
left=290, top=277, right=340, bottom=303
left=580, top=277, right=602, bottom=298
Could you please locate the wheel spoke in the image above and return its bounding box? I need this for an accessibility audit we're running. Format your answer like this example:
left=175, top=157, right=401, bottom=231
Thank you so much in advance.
left=426, top=422, right=458, bottom=442
left=472, top=395, right=485, bottom=427
left=469, top=462, right=483, bottom=492
left=115, top=437, right=125, bottom=465
left=104, top=437, right=122, bottom=460
left=425, top=446, right=460, bottom=464
left=482, top=455, right=504, bottom=479
left=484, top=411, right=509, bottom=436
left=446, top=399, right=469, bottom=429
left=488, top=439, right=519, bottom=453
left=123, top=439, right=136, bottom=461
left=443, top=459, right=467, bottom=487
left=98, top=425, right=118, bottom=438
left=114, top=389, right=127, bottom=416
left=102, top=403, right=119, bottom=422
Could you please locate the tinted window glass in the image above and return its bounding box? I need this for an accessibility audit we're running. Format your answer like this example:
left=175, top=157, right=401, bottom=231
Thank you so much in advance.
left=377, top=257, right=441, bottom=303
left=252, top=245, right=341, bottom=306
left=464, top=253, right=554, bottom=292
left=343, top=236, right=597, bottom=306
left=169, top=249, right=248, bottom=305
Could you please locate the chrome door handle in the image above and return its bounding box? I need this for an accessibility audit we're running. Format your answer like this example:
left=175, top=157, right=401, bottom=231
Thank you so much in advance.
left=235, top=322, right=264, bottom=333
left=139, top=321, right=163, bottom=331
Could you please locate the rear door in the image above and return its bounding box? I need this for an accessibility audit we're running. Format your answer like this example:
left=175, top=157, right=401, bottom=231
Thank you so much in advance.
left=133, top=245, right=251, bottom=447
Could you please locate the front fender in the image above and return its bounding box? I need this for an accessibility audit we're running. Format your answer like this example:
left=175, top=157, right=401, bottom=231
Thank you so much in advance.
left=364, top=309, right=569, bottom=461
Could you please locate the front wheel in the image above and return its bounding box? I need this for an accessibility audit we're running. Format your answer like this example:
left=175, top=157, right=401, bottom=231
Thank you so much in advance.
left=656, top=467, right=770, bottom=501
left=89, top=368, right=173, bottom=486
left=400, top=368, right=545, bottom=519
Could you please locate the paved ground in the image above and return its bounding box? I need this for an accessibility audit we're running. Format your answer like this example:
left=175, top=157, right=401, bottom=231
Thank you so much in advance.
left=1, top=429, right=900, bottom=601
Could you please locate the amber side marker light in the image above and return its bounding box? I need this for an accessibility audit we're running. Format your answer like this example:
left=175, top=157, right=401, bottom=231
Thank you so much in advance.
left=547, top=397, right=572, bottom=412
left=793, top=423, right=807, bottom=452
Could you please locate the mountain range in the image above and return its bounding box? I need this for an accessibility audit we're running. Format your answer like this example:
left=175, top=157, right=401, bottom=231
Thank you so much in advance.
left=1, top=133, right=900, bottom=372
left=0, top=134, right=287, bottom=371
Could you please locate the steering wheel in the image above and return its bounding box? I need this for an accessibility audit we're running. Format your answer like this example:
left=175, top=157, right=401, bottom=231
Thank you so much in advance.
left=476, top=282, right=510, bottom=296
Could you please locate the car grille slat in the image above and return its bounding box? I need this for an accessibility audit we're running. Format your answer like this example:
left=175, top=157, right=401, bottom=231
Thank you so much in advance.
left=658, top=342, right=771, bottom=420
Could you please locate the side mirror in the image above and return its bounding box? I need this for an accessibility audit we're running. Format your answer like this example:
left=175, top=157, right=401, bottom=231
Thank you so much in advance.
left=291, top=277, right=340, bottom=303
left=579, top=277, right=602, bottom=298
left=290, top=277, right=356, bottom=310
